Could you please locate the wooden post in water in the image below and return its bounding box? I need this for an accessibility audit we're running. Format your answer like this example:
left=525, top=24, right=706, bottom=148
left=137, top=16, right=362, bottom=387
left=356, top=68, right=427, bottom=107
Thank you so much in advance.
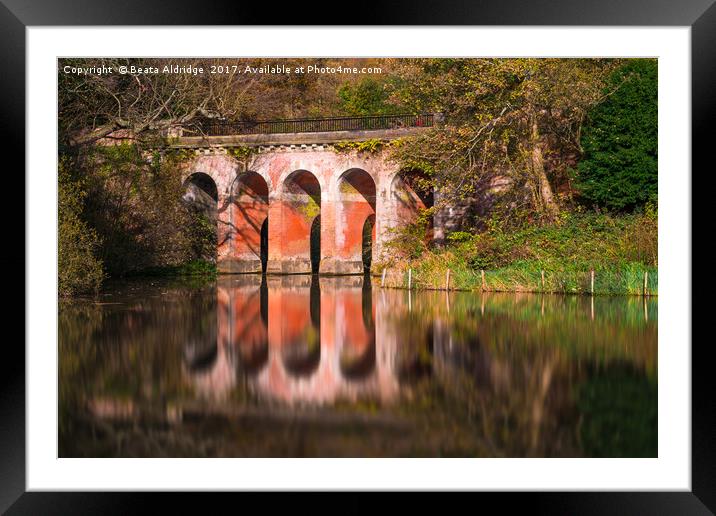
left=446, top=269, right=451, bottom=291
left=481, top=270, right=486, bottom=291
left=644, top=271, right=648, bottom=296
left=590, top=270, right=595, bottom=296
left=381, top=268, right=387, bottom=288
left=408, top=268, right=412, bottom=290
left=541, top=270, right=545, bottom=291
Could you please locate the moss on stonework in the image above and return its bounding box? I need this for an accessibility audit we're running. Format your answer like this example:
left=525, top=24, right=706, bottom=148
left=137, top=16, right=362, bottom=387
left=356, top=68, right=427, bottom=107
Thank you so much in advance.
left=299, top=197, right=321, bottom=219
left=333, top=139, right=389, bottom=154
left=164, top=148, right=196, bottom=163
left=226, top=145, right=254, bottom=160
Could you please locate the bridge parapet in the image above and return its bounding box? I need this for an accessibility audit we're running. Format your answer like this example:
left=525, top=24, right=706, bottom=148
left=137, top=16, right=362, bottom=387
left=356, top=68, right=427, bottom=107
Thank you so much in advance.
left=170, top=126, right=430, bottom=150
left=168, top=112, right=439, bottom=148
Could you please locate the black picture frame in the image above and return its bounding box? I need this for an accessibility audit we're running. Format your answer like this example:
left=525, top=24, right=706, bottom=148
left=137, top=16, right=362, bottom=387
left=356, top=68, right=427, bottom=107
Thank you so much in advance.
left=2, top=1, right=710, bottom=512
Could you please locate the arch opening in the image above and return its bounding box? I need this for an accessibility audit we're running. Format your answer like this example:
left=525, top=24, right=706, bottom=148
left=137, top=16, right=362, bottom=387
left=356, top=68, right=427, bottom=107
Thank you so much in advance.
left=391, top=169, right=435, bottom=249
left=271, top=170, right=322, bottom=275
left=183, top=172, right=219, bottom=264
left=231, top=171, right=270, bottom=274
left=335, top=168, right=377, bottom=274
left=184, top=172, right=218, bottom=203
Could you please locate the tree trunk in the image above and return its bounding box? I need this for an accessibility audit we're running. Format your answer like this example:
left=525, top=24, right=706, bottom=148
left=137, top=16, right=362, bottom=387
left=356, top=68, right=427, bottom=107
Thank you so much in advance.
left=531, top=115, right=559, bottom=219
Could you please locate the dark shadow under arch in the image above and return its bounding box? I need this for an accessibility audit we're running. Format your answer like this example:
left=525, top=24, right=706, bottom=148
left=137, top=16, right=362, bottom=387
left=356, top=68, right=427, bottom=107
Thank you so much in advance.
left=310, top=216, right=321, bottom=274
left=362, top=214, right=375, bottom=272
left=184, top=172, right=218, bottom=202
left=260, top=218, right=269, bottom=273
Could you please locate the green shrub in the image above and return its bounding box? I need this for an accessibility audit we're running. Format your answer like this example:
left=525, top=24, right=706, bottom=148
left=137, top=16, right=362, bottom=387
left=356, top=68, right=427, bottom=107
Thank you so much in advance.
left=338, top=77, right=403, bottom=116
left=58, top=157, right=105, bottom=296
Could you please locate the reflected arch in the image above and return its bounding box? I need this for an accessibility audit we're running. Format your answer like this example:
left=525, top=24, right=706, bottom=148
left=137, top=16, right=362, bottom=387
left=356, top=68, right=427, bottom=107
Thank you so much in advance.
left=233, top=282, right=269, bottom=376
left=339, top=278, right=376, bottom=381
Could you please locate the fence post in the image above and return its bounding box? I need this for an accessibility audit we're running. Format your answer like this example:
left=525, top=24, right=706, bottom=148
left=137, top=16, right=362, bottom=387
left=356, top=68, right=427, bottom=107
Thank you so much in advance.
left=481, top=270, right=486, bottom=291
left=644, top=271, right=648, bottom=296
left=590, top=270, right=595, bottom=296
left=408, top=268, right=412, bottom=291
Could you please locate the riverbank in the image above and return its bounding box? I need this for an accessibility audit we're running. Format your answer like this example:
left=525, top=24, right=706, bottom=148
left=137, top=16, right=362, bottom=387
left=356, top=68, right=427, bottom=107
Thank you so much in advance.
left=375, top=258, right=657, bottom=296
left=375, top=211, right=658, bottom=296
left=123, top=259, right=218, bottom=279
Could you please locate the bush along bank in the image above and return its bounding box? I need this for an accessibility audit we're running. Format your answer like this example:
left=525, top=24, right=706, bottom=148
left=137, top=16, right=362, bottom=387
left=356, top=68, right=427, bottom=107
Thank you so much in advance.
left=375, top=211, right=658, bottom=296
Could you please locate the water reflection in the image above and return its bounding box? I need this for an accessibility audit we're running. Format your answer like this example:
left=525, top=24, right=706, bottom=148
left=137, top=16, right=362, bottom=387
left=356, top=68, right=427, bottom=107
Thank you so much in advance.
left=195, top=276, right=396, bottom=405
left=59, top=276, right=657, bottom=458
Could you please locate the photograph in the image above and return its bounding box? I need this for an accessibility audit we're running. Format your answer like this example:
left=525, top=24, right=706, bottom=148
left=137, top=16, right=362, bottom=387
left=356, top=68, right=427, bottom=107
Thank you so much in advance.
left=57, top=56, right=658, bottom=459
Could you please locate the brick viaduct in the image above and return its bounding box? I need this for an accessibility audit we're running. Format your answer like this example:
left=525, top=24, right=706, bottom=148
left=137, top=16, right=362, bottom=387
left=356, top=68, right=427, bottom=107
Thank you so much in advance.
left=174, top=115, right=439, bottom=275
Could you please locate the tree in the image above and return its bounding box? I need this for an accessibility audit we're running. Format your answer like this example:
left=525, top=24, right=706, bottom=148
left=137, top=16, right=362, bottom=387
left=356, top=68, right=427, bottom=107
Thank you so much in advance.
left=59, top=58, right=262, bottom=147
left=58, top=157, right=104, bottom=295
left=390, top=58, right=618, bottom=226
left=338, top=76, right=403, bottom=116
left=574, top=59, right=657, bottom=211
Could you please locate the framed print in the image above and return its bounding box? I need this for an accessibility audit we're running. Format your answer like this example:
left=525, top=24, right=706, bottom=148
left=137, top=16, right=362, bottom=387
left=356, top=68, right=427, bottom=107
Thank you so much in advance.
left=2, top=0, right=711, bottom=513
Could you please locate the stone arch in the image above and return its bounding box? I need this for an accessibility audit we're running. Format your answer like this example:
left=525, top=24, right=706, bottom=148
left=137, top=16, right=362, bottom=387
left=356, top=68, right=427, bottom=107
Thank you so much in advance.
left=184, top=154, right=238, bottom=198
left=266, top=169, right=322, bottom=274
left=183, top=154, right=242, bottom=271
left=183, top=172, right=218, bottom=203
left=183, top=172, right=219, bottom=263
left=327, top=168, right=377, bottom=275
left=390, top=169, right=435, bottom=243
left=228, top=171, right=270, bottom=273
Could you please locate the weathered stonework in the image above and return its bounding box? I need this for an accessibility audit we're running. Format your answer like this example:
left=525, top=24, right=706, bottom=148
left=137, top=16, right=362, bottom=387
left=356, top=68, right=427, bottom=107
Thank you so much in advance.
left=177, top=128, right=436, bottom=275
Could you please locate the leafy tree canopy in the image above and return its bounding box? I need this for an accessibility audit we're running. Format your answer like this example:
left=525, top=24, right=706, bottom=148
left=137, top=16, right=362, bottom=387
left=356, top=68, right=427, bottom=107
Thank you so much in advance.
left=338, top=76, right=403, bottom=116
left=574, top=59, right=657, bottom=211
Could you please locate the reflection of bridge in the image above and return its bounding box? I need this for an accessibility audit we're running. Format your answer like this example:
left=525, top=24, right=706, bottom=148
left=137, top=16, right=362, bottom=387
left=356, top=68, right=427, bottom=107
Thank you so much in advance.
left=187, top=276, right=450, bottom=405
left=176, top=114, right=441, bottom=274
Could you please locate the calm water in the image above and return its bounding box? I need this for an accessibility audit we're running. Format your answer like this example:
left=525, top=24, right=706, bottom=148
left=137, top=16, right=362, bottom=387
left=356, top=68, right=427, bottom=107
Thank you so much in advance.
left=59, top=275, right=657, bottom=457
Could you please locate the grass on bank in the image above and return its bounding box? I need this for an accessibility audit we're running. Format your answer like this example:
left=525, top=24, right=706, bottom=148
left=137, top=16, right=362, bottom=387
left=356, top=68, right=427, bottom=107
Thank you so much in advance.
left=376, top=210, right=658, bottom=296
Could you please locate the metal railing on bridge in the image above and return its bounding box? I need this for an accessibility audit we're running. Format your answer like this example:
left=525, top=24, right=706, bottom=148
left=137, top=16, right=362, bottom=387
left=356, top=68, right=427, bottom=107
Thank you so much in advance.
left=198, top=113, right=438, bottom=136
